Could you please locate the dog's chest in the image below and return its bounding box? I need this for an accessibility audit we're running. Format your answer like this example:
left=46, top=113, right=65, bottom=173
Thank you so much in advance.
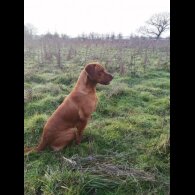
left=78, top=95, right=97, bottom=120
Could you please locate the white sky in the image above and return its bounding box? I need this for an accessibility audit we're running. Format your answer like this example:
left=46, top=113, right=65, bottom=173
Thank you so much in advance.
left=24, top=0, right=170, bottom=37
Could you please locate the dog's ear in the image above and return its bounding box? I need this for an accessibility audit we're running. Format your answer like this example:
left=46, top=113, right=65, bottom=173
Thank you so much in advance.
left=85, top=64, right=96, bottom=80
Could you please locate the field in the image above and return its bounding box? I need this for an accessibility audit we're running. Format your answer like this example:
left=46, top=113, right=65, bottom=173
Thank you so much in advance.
left=24, top=37, right=170, bottom=195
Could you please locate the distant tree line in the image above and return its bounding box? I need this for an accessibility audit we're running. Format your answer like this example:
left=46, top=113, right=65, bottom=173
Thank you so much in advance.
left=24, top=12, right=170, bottom=74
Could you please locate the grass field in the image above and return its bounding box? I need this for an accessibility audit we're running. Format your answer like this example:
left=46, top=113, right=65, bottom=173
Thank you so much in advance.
left=24, top=45, right=170, bottom=194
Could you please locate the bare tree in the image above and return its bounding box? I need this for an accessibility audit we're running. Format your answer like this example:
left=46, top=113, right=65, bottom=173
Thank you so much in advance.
left=24, top=23, right=37, bottom=36
left=117, top=33, right=123, bottom=40
left=24, top=24, right=38, bottom=59
left=111, top=33, right=115, bottom=41
left=138, top=12, right=170, bottom=39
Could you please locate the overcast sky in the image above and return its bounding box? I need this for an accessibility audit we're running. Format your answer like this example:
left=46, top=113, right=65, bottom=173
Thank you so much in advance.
left=24, top=0, right=170, bottom=37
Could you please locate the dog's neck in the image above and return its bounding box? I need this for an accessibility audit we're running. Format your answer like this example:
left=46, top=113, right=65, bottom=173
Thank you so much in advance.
left=74, top=70, right=97, bottom=94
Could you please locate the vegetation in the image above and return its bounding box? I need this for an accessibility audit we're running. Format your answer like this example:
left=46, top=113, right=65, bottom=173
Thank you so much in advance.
left=24, top=29, right=170, bottom=194
left=138, top=12, right=170, bottom=39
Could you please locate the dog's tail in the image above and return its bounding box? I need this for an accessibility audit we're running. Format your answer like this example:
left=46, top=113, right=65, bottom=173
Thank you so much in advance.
left=24, top=137, right=48, bottom=155
left=24, top=147, right=36, bottom=155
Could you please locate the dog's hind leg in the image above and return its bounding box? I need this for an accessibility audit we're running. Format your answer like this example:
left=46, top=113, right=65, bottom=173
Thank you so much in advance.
left=50, top=128, right=76, bottom=151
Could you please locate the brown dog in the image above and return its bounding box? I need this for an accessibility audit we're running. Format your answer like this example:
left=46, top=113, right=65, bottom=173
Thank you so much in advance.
left=24, top=62, right=113, bottom=154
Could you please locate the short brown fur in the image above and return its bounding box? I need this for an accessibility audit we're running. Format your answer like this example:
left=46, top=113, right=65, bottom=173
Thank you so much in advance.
left=24, top=63, right=113, bottom=154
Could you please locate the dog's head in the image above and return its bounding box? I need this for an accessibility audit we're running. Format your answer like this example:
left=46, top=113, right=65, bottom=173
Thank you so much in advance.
left=85, top=63, right=113, bottom=85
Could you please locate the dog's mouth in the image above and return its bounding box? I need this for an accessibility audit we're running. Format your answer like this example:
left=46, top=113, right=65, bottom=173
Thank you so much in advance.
left=104, top=81, right=111, bottom=85
left=99, top=74, right=113, bottom=85
left=100, top=80, right=112, bottom=85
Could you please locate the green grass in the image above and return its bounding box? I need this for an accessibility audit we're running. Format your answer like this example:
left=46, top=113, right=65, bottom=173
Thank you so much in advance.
left=24, top=60, right=170, bottom=194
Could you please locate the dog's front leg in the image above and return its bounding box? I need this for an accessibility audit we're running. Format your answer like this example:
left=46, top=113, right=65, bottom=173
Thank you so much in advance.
left=75, top=120, right=88, bottom=145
